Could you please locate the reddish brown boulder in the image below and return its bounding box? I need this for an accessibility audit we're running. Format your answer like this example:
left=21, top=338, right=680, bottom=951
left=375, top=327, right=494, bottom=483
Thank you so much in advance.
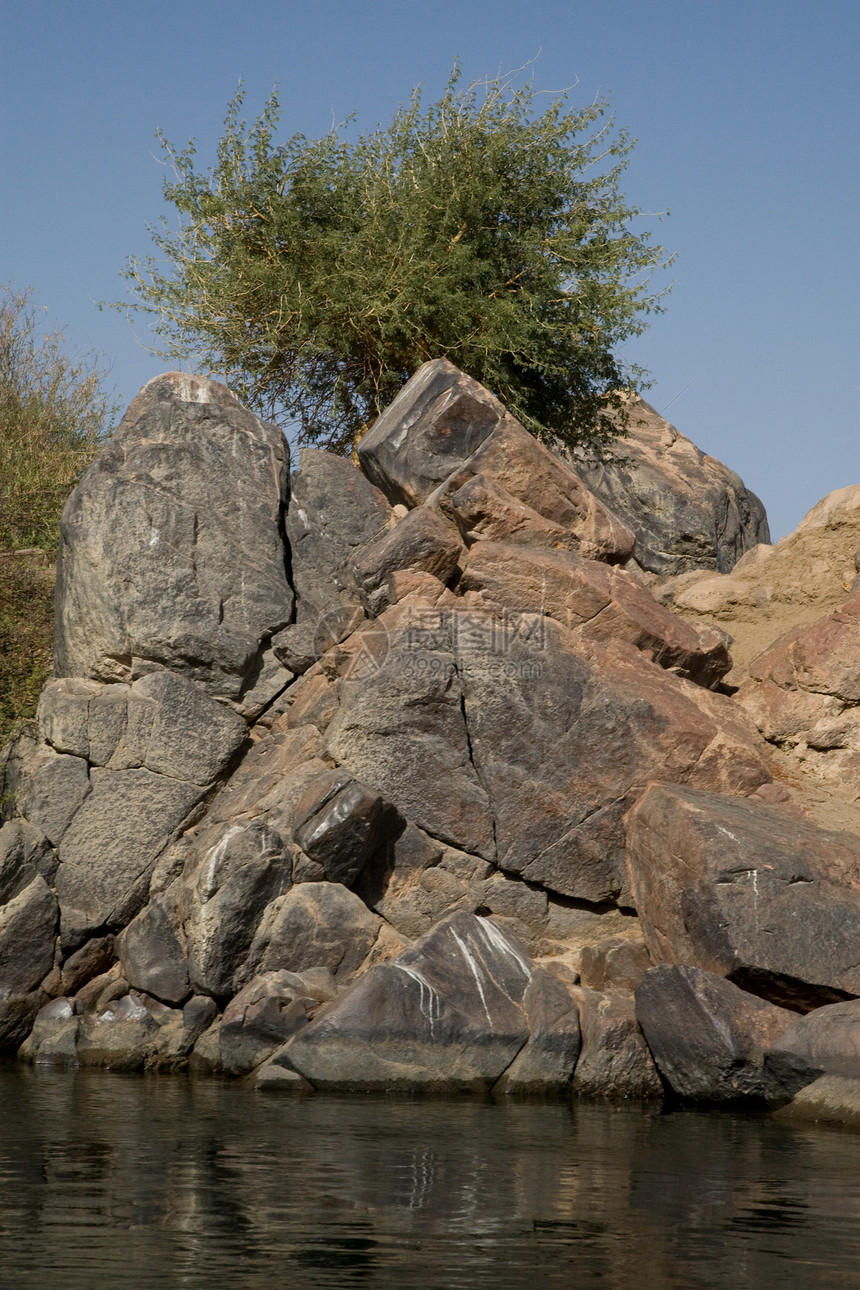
left=325, top=602, right=768, bottom=904
left=626, top=783, right=860, bottom=1010
left=635, top=964, right=794, bottom=1103
left=358, top=357, right=635, bottom=563
left=460, top=540, right=730, bottom=687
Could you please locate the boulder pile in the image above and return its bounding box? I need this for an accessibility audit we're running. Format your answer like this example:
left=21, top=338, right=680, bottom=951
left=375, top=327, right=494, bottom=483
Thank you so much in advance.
left=3, top=359, right=860, bottom=1115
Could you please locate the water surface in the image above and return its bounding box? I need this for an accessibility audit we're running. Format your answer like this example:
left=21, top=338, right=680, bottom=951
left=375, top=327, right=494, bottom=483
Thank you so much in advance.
left=0, top=1068, right=858, bottom=1288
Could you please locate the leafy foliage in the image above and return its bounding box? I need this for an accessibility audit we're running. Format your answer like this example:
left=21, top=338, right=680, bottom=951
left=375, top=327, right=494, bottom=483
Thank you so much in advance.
left=0, top=285, right=114, bottom=551
left=0, top=285, right=115, bottom=743
left=122, top=67, right=671, bottom=454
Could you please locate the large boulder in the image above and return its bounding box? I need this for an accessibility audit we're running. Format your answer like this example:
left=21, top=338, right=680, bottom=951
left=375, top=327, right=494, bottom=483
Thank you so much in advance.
left=324, top=599, right=769, bottom=904
left=635, top=965, right=794, bottom=1104
left=358, top=358, right=635, bottom=564
left=460, top=540, right=731, bottom=688
left=17, top=670, right=249, bottom=950
left=626, top=784, right=860, bottom=1010
left=54, top=372, right=294, bottom=707
left=281, top=912, right=533, bottom=1091
left=571, top=393, right=770, bottom=575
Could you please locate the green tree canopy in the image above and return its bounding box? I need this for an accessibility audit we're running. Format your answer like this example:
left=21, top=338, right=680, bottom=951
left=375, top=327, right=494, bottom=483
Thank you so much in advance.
left=121, top=67, right=671, bottom=455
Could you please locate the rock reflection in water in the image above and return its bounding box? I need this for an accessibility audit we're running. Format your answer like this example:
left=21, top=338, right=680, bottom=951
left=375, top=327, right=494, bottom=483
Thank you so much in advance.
left=0, top=1068, right=857, bottom=1288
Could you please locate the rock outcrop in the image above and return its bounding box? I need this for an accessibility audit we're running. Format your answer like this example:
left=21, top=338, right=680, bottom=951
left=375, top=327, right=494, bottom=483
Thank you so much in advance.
left=4, top=358, right=860, bottom=1119
left=571, top=393, right=770, bottom=575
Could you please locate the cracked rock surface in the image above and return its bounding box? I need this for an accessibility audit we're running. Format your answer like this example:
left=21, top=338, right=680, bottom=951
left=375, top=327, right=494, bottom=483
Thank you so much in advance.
left=3, top=359, right=860, bottom=1117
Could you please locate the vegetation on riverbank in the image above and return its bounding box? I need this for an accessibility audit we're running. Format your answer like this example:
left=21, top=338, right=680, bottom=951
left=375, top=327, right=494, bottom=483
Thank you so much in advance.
left=0, top=286, right=114, bottom=743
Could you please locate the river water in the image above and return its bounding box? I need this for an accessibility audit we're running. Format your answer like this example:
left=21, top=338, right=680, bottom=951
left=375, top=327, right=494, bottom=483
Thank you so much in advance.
left=0, top=1067, right=858, bottom=1289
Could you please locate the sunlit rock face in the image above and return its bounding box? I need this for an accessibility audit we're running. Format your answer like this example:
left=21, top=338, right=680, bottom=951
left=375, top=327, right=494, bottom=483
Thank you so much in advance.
left=6, top=358, right=859, bottom=1117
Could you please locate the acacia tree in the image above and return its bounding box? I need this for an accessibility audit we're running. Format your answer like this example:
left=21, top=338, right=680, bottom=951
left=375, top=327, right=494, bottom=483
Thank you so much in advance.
left=121, top=67, right=671, bottom=455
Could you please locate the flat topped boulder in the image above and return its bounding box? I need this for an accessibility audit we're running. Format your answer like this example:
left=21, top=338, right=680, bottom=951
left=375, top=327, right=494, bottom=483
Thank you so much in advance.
left=54, top=372, right=293, bottom=703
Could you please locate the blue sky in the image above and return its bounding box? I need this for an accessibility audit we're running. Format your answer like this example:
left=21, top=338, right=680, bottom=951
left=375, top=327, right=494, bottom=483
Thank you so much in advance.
left=2, top=0, right=857, bottom=540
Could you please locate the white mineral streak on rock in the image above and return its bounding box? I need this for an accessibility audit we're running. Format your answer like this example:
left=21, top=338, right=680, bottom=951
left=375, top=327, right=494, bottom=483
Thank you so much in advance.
left=200, top=824, right=245, bottom=902
left=450, top=927, right=494, bottom=1026
left=175, top=373, right=212, bottom=404
left=476, top=916, right=532, bottom=981
left=394, top=964, right=441, bottom=1036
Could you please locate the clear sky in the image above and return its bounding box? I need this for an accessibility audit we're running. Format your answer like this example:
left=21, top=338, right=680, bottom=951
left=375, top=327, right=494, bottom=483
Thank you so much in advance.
left=2, top=0, right=857, bottom=540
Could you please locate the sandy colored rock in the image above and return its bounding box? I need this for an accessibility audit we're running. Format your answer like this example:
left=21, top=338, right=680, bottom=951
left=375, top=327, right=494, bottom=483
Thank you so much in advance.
left=662, top=485, right=860, bottom=685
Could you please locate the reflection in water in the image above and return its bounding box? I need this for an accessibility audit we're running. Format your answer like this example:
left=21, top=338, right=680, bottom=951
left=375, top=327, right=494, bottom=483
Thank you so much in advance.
left=0, top=1067, right=857, bottom=1288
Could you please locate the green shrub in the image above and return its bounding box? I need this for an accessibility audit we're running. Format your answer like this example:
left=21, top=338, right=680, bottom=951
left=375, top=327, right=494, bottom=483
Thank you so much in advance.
left=0, top=285, right=114, bottom=552
left=120, top=66, right=671, bottom=455
left=0, top=285, right=115, bottom=742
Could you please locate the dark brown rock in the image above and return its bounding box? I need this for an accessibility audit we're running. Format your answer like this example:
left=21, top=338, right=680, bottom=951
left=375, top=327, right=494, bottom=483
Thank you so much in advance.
left=493, top=968, right=581, bottom=1095
left=60, top=935, right=115, bottom=996
left=279, top=447, right=392, bottom=671
left=75, top=993, right=159, bottom=1071
left=738, top=587, right=860, bottom=744
left=282, top=912, right=533, bottom=1091
left=291, top=770, right=403, bottom=888
left=117, top=889, right=190, bottom=1005
left=764, top=999, right=860, bottom=1100
left=432, top=403, right=635, bottom=564
left=219, top=970, right=315, bottom=1076
left=569, top=986, right=663, bottom=1100
left=358, top=359, right=507, bottom=508
left=442, top=472, right=581, bottom=551
left=0, top=875, right=58, bottom=998
left=0, top=819, right=58, bottom=903
left=182, top=819, right=292, bottom=1002
left=351, top=506, right=463, bottom=615
left=571, top=394, right=770, bottom=575
left=18, top=997, right=80, bottom=1065
left=635, top=964, right=794, bottom=1104
left=772, top=1075, right=860, bottom=1127
left=324, top=604, right=496, bottom=862
left=626, top=783, right=860, bottom=1010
